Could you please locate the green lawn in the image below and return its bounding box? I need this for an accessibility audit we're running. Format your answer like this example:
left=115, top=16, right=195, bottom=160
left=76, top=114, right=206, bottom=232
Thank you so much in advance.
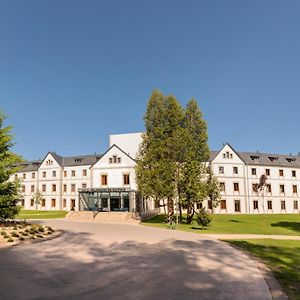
left=17, top=209, right=68, bottom=219
left=227, top=239, right=300, bottom=300
left=143, top=214, right=300, bottom=235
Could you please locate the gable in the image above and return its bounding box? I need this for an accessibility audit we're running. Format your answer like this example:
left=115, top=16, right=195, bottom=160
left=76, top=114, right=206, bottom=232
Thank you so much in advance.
left=212, top=144, right=245, bottom=165
left=39, top=153, right=62, bottom=169
left=92, top=145, right=136, bottom=169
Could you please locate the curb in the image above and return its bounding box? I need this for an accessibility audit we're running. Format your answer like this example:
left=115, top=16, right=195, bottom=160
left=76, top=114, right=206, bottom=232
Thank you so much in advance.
left=226, top=242, right=288, bottom=300
left=0, top=230, right=64, bottom=249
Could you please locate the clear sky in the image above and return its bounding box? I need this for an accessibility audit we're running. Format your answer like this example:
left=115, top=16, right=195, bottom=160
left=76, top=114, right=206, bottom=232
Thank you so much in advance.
left=1, top=0, right=300, bottom=160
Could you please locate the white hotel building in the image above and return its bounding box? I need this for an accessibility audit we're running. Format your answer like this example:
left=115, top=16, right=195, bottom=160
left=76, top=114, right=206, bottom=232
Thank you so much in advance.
left=11, top=133, right=300, bottom=214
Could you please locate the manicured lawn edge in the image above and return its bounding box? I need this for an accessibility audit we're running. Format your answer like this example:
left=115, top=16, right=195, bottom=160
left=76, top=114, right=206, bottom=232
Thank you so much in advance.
left=142, top=214, right=300, bottom=236
left=226, top=239, right=300, bottom=300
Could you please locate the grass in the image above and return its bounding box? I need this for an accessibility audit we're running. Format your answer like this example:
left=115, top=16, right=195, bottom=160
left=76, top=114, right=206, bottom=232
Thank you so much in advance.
left=227, top=239, right=300, bottom=300
left=143, top=214, right=300, bottom=235
left=17, top=210, right=67, bottom=219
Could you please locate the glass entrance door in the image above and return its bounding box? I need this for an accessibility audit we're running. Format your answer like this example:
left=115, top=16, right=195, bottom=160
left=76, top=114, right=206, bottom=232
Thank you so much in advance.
left=110, top=197, right=120, bottom=211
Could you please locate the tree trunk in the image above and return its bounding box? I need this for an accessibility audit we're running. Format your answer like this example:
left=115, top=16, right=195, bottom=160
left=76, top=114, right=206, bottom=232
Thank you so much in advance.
left=186, top=202, right=194, bottom=224
left=179, top=204, right=183, bottom=223
left=167, top=197, right=174, bottom=224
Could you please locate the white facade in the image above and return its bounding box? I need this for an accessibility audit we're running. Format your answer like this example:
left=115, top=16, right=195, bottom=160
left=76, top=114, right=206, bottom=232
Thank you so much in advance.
left=210, top=144, right=300, bottom=214
left=11, top=134, right=300, bottom=214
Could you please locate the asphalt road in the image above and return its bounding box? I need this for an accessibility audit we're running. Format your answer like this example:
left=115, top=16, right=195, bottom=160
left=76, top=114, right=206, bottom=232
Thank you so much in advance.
left=0, top=220, right=272, bottom=300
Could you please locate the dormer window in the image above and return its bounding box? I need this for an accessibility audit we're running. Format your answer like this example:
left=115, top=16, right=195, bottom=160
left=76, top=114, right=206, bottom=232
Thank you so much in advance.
left=286, top=157, right=296, bottom=163
left=268, top=156, right=278, bottom=162
left=74, top=158, right=82, bottom=163
left=250, top=155, right=260, bottom=161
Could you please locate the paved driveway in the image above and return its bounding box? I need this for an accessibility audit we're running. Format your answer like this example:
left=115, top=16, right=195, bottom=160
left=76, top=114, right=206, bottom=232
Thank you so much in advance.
left=0, top=220, right=271, bottom=300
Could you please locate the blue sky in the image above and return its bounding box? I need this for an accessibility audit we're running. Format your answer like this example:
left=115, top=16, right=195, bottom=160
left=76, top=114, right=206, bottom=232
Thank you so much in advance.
left=1, top=0, right=300, bottom=160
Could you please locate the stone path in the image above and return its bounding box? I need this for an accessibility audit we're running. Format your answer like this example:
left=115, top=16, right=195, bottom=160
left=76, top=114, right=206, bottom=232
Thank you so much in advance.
left=0, top=220, right=272, bottom=300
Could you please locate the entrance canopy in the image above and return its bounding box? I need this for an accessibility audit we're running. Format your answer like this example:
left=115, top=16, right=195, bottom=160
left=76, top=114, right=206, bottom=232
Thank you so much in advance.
left=79, top=188, right=138, bottom=212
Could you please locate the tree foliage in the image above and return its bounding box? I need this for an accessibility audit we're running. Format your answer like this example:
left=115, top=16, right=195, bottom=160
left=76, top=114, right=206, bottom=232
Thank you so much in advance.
left=136, top=90, right=220, bottom=224
left=0, top=111, right=23, bottom=220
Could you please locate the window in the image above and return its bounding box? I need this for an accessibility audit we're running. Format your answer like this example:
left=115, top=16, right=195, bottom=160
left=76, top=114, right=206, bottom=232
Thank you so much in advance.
left=220, top=200, right=227, bottom=210
left=22, top=185, right=25, bottom=193
left=123, top=174, right=130, bottom=185
left=42, top=184, right=46, bottom=192
left=43, top=171, right=46, bottom=178
left=82, top=183, right=87, bottom=189
left=292, top=170, right=296, bottom=178
left=101, top=175, right=108, bottom=186
left=265, top=169, right=270, bottom=176
left=51, top=199, right=56, bottom=208
left=23, top=173, right=26, bottom=179
left=281, top=200, right=286, bottom=210
left=71, top=170, right=75, bottom=177
left=109, top=157, right=112, bottom=163
left=266, top=184, right=272, bottom=193
left=71, top=184, right=76, bottom=192
left=267, top=201, right=272, bottom=210
left=20, top=199, right=25, bottom=206
left=219, top=166, right=224, bottom=174
left=252, top=184, right=258, bottom=192
left=234, top=200, right=241, bottom=212
left=52, top=171, right=56, bottom=177
left=280, top=185, right=285, bottom=194
left=63, top=199, right=66, bottom=208
left=82, top=169, right=87, bottom=177
left=113, top=155, right=117, bottom=163
left=14, top=174, right=18, bottom=180
left=208, top=200, right=212, bottom=209
left=279, top=169, right=284, bottom=177
left=196, top=203, right=202, bottom=209
left=233, top=167, right=238, bottom=174
left=118, top=157, right=121, bottom=163
left=64, top=170, right=67, bottom=177
left=31, top=185, right=35, bottom=193
left=46, top=159, right=53, bottom=165
left=219, top=182, right=225, bottom=192
left=32, top=172, right=35, bottom=179
left=71, top=199, right=75, bottom=210
left=253, top=200, right=258, bottom=210
left=293, top=185, right=298, bottom=194
left=233, top=183, right=239, bottom=192
left=63, top=184, right=67, bottom=193
left=30, top=199, right=34, bottom=206
left=294, top=201, right=298, bottom=210
left=52, top=184, right=56, bottom=192
left=251, top=168, right=256, bottom=176
left=42, top=199, right=45, bottom=207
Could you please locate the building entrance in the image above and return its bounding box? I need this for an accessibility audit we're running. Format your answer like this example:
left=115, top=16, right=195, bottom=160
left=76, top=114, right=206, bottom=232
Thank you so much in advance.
left=79, top=188, right=138, bottom=213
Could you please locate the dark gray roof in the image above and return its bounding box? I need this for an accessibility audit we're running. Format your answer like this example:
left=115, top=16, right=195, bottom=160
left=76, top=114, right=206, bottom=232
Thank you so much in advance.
left=62, top=154, right=103, bottom=166
left=16, top=161, right=41, bottom=173
left=238, top=151, right=300, bottom=168
left=16, top=153, right=103, bottom=172
left=209, top=151, right=219, bottom=161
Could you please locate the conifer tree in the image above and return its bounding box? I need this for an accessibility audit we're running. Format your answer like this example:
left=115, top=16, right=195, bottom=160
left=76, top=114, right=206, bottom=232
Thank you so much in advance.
left=0, top=111, right=22, bottom=220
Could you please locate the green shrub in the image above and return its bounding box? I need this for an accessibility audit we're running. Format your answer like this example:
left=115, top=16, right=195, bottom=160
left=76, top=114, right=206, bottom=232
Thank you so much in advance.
left=7, top=238, right=14, bottom=243
left=19, top=236, right=25, bottom=241
left=3, top=233, right=9, bottom=239
left=1, top=231, right=6, bottom=236
left=196, top=208, right=212, bottom=229
left=24, top=228, right=29, bottom=233
left=11, top=231, right=19, bottom=237
left=38, top=226, right=44, bottom=232
left=36, top=234, right=43, bottom=238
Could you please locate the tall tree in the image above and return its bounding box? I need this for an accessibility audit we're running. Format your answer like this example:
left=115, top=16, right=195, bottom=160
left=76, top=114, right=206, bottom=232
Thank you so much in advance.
left=135, top=91, right=184, bottom=223
left=0, top=111, right=23, bottom=220
left=178, top=99, right=210, bottom=223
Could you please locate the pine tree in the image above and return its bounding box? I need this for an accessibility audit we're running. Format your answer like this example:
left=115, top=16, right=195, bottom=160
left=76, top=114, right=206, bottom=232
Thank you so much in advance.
left=178, top=99, right=210, bottom=224
left=0, top=111, right=22, bottom=220
left=135, top=91, right=183, bottom=222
